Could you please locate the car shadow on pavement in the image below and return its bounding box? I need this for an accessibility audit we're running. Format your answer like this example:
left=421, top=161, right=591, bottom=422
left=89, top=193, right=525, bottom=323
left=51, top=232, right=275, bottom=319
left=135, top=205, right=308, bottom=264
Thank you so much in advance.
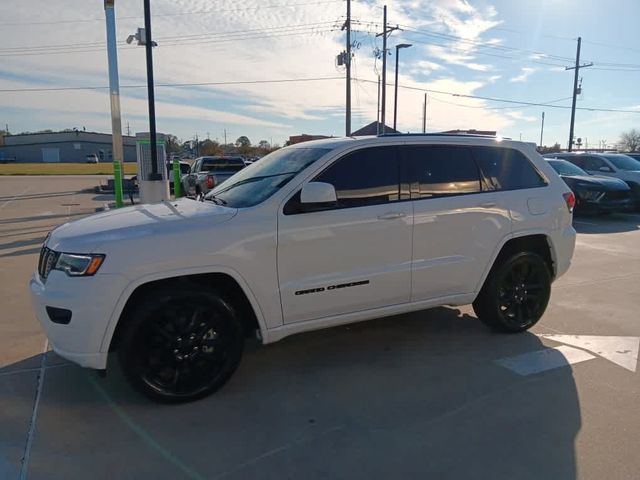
left=0, top=307, right=581, bottom=480
left=573, top=213, right=640, bottom=234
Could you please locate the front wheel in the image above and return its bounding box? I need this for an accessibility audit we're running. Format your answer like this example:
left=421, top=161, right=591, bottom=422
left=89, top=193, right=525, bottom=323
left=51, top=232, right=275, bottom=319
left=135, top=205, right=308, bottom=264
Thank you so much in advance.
left=473, top=252, right=551, bottom=333
left=118, top=287, right=244, bottom=403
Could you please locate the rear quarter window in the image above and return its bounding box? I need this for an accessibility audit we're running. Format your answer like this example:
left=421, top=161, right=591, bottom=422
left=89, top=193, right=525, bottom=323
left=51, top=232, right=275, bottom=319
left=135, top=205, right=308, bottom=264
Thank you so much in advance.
left=472, top=147, right=547, bottom=191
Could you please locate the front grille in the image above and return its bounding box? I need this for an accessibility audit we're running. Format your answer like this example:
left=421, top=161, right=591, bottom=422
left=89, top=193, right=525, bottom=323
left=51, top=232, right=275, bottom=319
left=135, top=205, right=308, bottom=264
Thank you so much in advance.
left=603, top=190, right=630, bottom=201
left=38, top=246, right=59, bottom=282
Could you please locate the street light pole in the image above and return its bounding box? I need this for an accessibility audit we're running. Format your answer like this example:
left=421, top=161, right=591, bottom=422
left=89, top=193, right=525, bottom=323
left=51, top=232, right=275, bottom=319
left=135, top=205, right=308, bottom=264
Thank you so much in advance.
left=143, top=0, right=160, bottom=180
left=393, top=43, right=412, bottom=131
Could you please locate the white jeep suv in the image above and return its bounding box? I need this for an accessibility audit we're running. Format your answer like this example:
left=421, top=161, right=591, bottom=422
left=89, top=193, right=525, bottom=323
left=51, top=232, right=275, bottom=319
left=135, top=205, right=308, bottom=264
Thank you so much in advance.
left=30, top=134, right=576, bottom=402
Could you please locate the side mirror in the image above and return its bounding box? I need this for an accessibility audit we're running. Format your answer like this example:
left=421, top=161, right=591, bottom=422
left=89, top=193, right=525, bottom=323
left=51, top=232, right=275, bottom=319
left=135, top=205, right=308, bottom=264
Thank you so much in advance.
left=300, top=182, right=337, bottom=207
left=599, top=166, right=612, bottom=172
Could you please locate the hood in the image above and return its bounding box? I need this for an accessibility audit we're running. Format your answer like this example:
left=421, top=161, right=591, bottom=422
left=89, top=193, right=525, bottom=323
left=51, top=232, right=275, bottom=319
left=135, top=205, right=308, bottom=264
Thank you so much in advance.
left=561, top=174, right=629, bottom=190
left=47, top=198, right=237, bottom=253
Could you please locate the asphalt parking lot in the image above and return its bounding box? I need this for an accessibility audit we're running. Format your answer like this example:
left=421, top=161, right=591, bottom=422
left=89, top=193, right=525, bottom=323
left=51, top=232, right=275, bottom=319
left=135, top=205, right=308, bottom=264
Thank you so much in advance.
left=1, top=175, right=639, bottom=480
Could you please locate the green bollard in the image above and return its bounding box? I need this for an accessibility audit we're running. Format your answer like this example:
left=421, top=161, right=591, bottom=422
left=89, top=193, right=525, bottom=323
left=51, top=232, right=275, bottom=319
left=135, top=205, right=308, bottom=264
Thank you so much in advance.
left=173, top=158, right=182, bottom=198
left=113, top=160, right=124, bottom=208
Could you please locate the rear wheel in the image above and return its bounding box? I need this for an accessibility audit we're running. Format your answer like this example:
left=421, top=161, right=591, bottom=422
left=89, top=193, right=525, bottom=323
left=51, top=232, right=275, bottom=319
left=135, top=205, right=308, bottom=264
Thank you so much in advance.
left=118, top=287, right=244, bottom=403
left=473, top=252, right=551, bottom=333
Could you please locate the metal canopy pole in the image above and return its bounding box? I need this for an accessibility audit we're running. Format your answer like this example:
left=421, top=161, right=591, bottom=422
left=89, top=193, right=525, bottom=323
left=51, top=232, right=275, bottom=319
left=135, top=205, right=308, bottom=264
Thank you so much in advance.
left=103, top=0, right=124, bottom=208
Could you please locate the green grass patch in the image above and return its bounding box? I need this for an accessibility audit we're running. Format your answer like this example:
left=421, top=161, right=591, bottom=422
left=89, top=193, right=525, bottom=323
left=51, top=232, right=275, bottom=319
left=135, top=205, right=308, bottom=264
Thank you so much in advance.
left=0, top=163, right=138, bottom=175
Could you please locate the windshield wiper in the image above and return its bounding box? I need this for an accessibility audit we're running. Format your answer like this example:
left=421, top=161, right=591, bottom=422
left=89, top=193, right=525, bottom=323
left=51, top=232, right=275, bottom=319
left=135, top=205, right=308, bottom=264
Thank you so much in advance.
left=202, top=195, right=227, bottom=205
left=221, top=172, right=298, bottom=190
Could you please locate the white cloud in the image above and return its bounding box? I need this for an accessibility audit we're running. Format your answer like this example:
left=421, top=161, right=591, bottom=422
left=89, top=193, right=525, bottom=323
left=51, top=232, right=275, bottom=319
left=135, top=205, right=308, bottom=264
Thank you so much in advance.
left=506, top=111, right=537, bottom=122
left=510, top=67, right=537, bottom=82
left=0, top=0, right=522, bottom=141
left=424, top=45, right=492, bottom=72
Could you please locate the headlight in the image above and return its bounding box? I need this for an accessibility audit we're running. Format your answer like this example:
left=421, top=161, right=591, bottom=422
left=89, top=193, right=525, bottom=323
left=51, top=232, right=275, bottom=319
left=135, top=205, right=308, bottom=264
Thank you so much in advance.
left=54, top=253, right=105, bottom=277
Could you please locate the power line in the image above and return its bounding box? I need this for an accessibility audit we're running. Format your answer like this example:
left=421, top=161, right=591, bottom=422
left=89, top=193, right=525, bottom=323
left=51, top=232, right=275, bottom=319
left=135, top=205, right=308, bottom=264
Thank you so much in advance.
left=0, top=76, right=345, bottom=93
left=0, top=21, right=339, bottom=54
left=355, top=20, right=640, bottom=71
left=428, top=94, right=573, bottom=111
left=0, top=28, right=339, bottom=57
left=353, top=78, right=640, bottom=114
left=2, top=75, right=636, bottom=116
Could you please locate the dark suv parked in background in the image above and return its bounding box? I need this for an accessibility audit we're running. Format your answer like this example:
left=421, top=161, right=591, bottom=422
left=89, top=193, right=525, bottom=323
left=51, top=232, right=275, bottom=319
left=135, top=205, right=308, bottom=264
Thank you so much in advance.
left=545, top=159, right=632, bottom=214
left=544, top=152, right=640, bottom=209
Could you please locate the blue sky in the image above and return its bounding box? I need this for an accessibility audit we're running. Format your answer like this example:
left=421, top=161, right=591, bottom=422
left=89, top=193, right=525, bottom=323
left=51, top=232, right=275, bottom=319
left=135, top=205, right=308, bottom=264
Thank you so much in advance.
left=0, top=0, right=638, bottom=148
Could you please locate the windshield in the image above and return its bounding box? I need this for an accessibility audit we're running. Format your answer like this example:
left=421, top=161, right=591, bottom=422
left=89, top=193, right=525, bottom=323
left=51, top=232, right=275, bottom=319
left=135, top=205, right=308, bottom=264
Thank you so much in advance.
left=548, top=159, right=589, bottom=176
left=604, top=154, right=640, bottom=171
left=204, top=147, right=330, bottom=208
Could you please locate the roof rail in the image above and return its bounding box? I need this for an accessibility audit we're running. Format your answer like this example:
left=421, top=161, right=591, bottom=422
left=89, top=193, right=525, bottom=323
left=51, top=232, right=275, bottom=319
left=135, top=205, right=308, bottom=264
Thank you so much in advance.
left=376, top=132, right=509, bottom=139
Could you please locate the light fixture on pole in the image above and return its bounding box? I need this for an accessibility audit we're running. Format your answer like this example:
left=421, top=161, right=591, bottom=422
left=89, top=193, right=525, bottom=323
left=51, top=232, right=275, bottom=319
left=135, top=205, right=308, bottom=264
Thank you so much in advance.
left=393, top=43, right=412, bottom=131
left=127, top=1, right=168, bottom=203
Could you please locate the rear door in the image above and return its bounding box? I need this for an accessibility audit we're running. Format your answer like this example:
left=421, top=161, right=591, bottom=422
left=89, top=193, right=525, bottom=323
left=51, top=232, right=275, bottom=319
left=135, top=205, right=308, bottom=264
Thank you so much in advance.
left=404, top=144, right=511, bottom=300
left=277, top=146, right=413, bottom=323
left=472, top=145, right=551, bottom=257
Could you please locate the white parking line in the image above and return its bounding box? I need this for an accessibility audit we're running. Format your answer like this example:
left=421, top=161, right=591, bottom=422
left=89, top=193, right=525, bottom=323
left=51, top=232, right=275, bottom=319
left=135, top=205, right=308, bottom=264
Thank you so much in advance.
left=495, top=345, right=595, bottom=376
left=0, top=186, right=31, bottom=213
left=19, top=340, right=48, bottom=480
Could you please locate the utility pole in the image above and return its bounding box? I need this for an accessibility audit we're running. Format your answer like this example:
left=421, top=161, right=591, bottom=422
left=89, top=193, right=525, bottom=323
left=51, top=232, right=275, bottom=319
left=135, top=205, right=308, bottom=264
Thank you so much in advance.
left=422, top=93, right=427, bottom=133
left=566, top=37, right=592, bottom=152
left=376, top=75, right=381, bottom=134
left=375, top=6, right=399, bottom=135
left=343, top=0, right=351, bottom=136
left=126, top=121, right=131, bottom=136
left=103, top=0, right=124, bottom=208
left=540, top=111, right=545, bottom=147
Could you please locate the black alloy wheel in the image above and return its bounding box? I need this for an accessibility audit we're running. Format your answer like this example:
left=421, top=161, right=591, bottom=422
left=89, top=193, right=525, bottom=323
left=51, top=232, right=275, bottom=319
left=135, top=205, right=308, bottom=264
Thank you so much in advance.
left=119, top=288, right=244, bottom=402
left=473, top=252, right=551, bottom=333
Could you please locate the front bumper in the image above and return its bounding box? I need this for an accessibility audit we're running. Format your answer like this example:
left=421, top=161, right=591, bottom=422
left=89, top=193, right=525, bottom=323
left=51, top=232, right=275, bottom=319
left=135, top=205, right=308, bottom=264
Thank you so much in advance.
left=575, top=196, right=633, bottom=214
left=29, top=270, right=129, bottom=369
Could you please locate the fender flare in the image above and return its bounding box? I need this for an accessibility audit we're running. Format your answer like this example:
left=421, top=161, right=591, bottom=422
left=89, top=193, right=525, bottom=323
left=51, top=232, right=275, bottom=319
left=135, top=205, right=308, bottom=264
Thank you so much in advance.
left=473, top=229, right=556, bottom=295
left=98, top=265, right=269, bottom=353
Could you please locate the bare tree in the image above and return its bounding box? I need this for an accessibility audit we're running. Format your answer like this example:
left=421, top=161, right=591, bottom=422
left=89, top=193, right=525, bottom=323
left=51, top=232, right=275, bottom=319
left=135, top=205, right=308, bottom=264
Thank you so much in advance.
left=619, top=129, right=640, bottom=152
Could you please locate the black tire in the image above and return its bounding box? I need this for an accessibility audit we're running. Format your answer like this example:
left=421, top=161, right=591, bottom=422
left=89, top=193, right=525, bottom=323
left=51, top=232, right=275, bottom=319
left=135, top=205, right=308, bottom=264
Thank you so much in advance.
left=118, top=286, right=244, bottom=403
left=473, top=252, right=551, bottom=333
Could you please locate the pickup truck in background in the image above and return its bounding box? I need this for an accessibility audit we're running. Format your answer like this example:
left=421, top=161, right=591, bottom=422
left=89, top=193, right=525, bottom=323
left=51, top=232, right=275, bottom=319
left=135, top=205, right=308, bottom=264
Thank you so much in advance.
left=181, top=156, right=245, bottom=196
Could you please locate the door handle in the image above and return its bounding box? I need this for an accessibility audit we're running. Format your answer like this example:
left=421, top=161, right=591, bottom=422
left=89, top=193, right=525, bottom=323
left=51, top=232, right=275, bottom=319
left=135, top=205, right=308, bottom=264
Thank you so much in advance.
left=377, top=212, right=406, bottom=220
left=478, top=202, right=497, bottom=208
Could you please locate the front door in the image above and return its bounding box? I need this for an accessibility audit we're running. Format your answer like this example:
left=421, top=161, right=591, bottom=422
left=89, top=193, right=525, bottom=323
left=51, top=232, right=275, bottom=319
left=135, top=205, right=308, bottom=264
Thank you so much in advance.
left=277, top=146, right=413, bottom=324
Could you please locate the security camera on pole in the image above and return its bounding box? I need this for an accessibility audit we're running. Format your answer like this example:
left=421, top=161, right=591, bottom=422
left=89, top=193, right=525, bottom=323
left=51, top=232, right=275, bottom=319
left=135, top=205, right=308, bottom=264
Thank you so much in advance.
left=127, top=1, right=168, bottom=203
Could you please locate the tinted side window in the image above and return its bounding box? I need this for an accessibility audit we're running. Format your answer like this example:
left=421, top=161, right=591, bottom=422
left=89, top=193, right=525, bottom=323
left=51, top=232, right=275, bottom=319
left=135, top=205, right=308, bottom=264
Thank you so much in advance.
left=404, top=146, right=481, bottom=198
left=565, top=156, right=585, bottom=169
left=581, top=156, right=607, bottom=171
left=314, top=146, right=400, bottom=208
left=472, top=147, right=546, bottom=190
